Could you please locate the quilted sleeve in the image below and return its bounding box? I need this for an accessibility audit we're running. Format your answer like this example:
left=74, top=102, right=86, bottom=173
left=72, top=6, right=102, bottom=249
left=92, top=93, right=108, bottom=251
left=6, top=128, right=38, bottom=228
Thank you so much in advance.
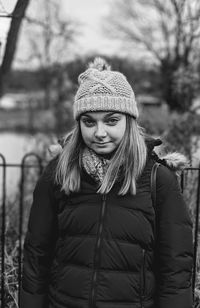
left=20, top=160, right=58, bottom=308
left=155, top=165, right=194, bottom=308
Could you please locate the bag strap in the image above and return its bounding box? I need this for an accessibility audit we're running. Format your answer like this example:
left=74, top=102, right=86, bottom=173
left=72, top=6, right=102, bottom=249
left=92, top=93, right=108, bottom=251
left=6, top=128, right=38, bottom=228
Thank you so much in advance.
left=150, top=162, right=160, bottom=285
left=150, top=162, right=160, bottom=238
left=150, top=162, right=160, bottom=210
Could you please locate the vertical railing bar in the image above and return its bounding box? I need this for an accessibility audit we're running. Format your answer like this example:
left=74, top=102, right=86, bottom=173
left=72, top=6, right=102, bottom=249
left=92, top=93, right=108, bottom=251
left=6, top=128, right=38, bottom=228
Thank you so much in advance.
left=18, top=156, right=25, bottom=306
left=180, top=170, right=184, bottom=192
left=0, top=154, right=6, bottom=308
left=192, top=164, right=200, bottom=297
left=17, top=153, right=44, bottom=306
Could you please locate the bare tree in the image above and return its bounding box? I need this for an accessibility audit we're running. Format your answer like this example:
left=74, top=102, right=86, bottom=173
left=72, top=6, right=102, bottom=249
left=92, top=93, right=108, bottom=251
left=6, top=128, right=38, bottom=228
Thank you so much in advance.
left=105, top=0, right=200, bottom=112
left=24, top=0, right=77, bottom=67
left=22, top=0, right=78, bottom=109
left=0, top=0, right=30, bottom=95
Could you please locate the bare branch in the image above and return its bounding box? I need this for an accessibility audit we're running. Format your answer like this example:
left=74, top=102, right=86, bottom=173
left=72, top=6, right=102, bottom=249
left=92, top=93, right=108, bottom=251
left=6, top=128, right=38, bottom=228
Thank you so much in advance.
left=153, top=0, right=174, bottom=57
left=116, top=22, right=162, bottom=61
left=180, top=1, right=200, bottom=62
left=24, top=15, right=47, bottom=27
left=105, top=0, right=200, bottom=65
left=21, top=0, right=78, bottom=72
left=104, top=0, right=200, bottom=112
left=170, top=0, right=180, bottom=14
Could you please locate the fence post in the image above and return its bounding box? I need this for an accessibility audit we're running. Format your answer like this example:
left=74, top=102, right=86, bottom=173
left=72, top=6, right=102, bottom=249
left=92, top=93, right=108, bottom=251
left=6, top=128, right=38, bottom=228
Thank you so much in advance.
left=18, top=153, right=43, bottom=306
left=0, top=154, right=6, bottom=308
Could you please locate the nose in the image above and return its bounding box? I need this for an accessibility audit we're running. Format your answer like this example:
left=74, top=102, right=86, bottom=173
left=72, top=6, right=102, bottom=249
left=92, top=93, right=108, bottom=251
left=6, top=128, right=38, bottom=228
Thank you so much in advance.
left=94, top=123, right=107, bottom=139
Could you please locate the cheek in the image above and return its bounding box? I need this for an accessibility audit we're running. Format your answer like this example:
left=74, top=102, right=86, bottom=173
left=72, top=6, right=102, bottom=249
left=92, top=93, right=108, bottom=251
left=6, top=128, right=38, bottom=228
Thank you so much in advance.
left=80, top=124, right=92, bottom=144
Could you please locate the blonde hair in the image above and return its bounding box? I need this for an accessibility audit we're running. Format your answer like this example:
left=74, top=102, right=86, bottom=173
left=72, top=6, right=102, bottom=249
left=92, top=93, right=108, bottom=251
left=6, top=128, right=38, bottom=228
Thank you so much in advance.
left=55, top=115, right=147, bottom=195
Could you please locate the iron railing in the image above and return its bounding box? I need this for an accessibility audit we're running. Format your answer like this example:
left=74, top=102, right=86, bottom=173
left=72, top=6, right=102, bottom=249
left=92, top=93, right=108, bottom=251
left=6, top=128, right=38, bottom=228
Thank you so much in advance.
left=0, top=153, right=44, bottom=308
left=0, top=153, right=200, bottom=307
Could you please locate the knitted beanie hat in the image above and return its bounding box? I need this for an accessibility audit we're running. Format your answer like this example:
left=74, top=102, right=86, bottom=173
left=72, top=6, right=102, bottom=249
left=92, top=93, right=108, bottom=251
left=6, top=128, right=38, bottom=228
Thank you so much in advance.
left=73, top=57, right=139, bottom=120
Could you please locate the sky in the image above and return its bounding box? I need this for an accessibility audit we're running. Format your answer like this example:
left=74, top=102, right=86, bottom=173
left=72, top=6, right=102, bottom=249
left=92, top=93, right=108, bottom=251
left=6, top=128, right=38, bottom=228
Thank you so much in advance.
left=0, top=0, right=124, bottom=68
left=61, top=0, right=119, bottom=54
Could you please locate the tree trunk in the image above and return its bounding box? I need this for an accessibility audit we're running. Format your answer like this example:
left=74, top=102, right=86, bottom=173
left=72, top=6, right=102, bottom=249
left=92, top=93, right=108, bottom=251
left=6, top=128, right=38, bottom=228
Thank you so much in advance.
left=160, top=60, right=193, bottom=113
left=0, top=0, right=30, bottom=96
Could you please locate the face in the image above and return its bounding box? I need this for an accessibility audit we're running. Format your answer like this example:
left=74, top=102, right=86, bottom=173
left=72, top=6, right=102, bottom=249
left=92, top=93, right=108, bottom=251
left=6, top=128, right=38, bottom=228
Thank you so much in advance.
left=80, top=112, right=126, bottom=156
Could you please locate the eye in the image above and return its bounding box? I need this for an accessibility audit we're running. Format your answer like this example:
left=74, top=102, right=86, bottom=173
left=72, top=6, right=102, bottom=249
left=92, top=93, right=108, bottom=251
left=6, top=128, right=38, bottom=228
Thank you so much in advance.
left=106, top=118, right=119, bottom=125
left=82, top=118, right=95, bottom=127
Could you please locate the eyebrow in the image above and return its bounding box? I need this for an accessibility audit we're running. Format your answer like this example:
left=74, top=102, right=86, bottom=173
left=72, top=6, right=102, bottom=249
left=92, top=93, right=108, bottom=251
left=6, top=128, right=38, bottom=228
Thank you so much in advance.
left=81, top=112, right=121, bottom=120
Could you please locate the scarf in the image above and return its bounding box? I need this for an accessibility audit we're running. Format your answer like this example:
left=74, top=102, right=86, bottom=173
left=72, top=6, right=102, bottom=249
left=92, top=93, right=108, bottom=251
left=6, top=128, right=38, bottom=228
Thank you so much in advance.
left=82, top=147, right=111, bottom=184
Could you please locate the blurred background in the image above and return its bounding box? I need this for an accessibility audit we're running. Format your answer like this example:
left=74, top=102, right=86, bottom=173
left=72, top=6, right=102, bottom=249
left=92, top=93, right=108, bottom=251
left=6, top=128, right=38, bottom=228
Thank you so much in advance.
left=0, top=0, right=199, bottom=163
left=0, top=0, right=200, bottom=307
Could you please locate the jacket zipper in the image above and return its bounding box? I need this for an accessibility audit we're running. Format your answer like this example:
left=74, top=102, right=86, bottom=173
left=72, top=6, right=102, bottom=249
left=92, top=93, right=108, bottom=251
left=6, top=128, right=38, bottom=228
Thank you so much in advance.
left=90, top=194, right=107, bottom=308
left=140, top=249, right=146, bottom=308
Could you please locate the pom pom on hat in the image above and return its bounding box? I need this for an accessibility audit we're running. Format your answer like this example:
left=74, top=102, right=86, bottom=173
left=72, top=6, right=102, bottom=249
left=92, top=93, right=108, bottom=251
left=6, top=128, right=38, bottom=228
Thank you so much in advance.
left=73, top=57, right=139, bottom=120
left=88, top=57, right=111, bottom=71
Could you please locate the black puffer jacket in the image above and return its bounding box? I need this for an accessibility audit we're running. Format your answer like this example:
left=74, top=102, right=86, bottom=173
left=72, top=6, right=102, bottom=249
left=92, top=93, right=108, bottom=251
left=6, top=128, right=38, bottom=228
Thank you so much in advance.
left=21, top=139, right=193, bottom=308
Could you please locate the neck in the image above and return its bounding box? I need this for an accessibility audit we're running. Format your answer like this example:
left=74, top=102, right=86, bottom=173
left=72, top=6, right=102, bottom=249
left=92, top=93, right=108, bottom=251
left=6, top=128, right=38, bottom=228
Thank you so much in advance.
left=98, top=152, right=113, bottom=160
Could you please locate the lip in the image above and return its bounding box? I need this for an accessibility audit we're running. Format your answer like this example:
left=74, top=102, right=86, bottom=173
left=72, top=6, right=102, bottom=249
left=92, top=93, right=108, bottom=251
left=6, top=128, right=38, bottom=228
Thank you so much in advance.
left=94, top=142, right=110, bottom=145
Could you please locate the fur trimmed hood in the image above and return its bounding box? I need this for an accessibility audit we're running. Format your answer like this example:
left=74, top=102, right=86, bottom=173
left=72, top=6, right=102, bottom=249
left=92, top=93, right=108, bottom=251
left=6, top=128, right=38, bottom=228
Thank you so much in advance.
left=157, top=152, right=188, bottom=171
left=48, top=135, right=189, bottom=173
left=146, top=137, right=189, bottom=173
left=48, top=133, right=72, bottom=159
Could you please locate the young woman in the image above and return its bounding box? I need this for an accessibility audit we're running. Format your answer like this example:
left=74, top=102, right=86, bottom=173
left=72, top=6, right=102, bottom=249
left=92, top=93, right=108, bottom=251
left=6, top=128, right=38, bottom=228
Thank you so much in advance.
left=20, top=58, right=193, bottom=308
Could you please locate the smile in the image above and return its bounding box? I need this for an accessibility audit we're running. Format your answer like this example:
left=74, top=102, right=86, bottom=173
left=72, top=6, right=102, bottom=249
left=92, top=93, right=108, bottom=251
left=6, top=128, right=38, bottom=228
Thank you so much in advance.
left=94, top=142, right=110, bottom=146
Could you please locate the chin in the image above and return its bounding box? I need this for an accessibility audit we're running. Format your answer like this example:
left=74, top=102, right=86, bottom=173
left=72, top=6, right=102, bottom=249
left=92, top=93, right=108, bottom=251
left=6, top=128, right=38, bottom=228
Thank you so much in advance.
left=93, top=147, right=115, bottom=155
left=96, top=150, right=111, bottom=154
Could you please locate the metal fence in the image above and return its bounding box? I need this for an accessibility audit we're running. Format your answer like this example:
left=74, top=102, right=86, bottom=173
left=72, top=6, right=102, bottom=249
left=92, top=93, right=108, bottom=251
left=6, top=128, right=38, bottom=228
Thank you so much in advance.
left=0, top=153, right=44, bottom=308
left=0, top=153, right=200, bottom=308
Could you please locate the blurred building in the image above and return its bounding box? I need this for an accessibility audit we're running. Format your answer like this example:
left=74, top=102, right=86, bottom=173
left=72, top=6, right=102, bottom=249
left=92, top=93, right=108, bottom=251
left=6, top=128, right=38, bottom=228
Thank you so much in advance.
left=0, top=91, right=45, bottom=110
left=137, top=94, right=168, bottom=113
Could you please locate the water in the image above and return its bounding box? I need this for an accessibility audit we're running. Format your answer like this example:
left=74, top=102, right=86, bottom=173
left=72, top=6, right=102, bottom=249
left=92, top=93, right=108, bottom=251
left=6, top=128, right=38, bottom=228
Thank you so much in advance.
left=0, top=132, right=36, bottom=163
left=0, top=132, right=44, bottom=197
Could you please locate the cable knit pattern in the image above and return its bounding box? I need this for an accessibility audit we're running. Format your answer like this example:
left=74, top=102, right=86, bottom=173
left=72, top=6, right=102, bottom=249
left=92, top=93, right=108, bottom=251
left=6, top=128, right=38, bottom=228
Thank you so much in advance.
left=73, top=58, right=139, bottom=119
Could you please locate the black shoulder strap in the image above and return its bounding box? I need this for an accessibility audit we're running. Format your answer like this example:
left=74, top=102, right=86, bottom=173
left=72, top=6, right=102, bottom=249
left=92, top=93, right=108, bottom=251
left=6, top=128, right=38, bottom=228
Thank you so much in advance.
left=150, top=162, right=160, bottom=210
left=150, top=163, right=160, bottom=239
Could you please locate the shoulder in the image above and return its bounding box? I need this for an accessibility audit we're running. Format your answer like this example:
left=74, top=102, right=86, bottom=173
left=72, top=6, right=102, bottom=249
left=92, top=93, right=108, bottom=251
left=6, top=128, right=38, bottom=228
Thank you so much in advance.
left=155, top=162, right=192, bottom=227
left=43, top=157, right=58, bottom=177
left=35, top=157, right=58, bottom=191
left=156, top=164, right=179, bottom=191
left=155, top=151, right=188, bottom=190
left=145, top=136, right=188, bottom=173
left=145, top=136, right=188, bottom=190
